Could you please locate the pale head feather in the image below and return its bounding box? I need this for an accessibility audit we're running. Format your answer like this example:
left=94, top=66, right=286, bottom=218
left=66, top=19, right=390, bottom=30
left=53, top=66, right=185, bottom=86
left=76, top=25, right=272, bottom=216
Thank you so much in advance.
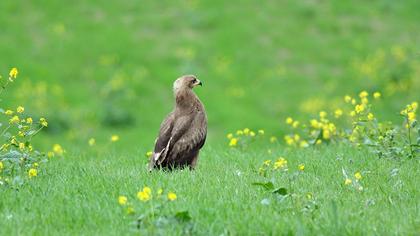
left=173, top=75, right=200, bottom=95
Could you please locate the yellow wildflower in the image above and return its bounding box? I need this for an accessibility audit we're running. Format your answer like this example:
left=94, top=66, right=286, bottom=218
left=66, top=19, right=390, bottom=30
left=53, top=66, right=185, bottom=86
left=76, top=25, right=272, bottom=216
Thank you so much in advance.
left=344, top=95, right=352, bottom=103
left=273, top=157, right=287, bottom=169
left=146, top=151, right=153, bottom=158
left=88, top=138, right=96, bottom=146
left=111, top=135, right=119, bottom=142
left=236, top=130, right=244, bottom=135
left=40, top=117, right=48, bottom=127
left=355, top=104, right=365, bottom=113
left=26, top=117, right=33, bottom=124
left=0, top=161, right=3, bottom=170
left=263, top=160, right=271, bottom=166
left=118, top=196, right=128, bottom=205
left=407, top=112, right=415, bottom=123
left=250, top=131, right=256, bottom=137
left=10, top=137, right=17, bottom=145
left=351, top=99, right=356, bottom=105
left=298, top=164, right=305, bottom=171
left=143, top=187, right=152, bottom=195
left=19, top=142, right=25, bottom=151
left=412, top=102, right=418, bottom=110
left=17, top=106, right=24, bottom=113
left=316, top=139, right=322, bottom=145
left=373, top=92, right=381, bottom=99
left=137, top=190, right=151, bottom=202
left=344, top=178, right=352, bottom=185
left=284, top=135, right=294, bottom=145
left=359, top=91, right=368, bottom=98
left=28, top=168, right=37, bottom=178
left=322, top=129, right=331, bottom=140
left=299, top=140, right=309, bottom=148
left=34, top=162, right=39, bottom=167
left=226, top=133, right=233, bottom=139
left=319, top=111, right=327, bottom=119
left=350, top=111, right=356, bottom=117
left=4, top=110, right=14, bottom=115
left=310, top=119, right=320, bottom=129
left=361, top=97, right=369, bottom=105
left=334, top=109, right=343, bottom=118
left=9, top=115, right=20, bottom=124
left=355, top=172, right=362, bottom=180
left=167, top=192, right=177, bottom=201
left=47, top=152, right=55, bottom=158
left=292, top=121, right=299, bottom=128
left=157, top=188, right=163, bottom=196
left=270, top=136, right=277, bottom=143
left=53, top=144, right=64, bottom=155
left=286, top=117, right=293, bottom=125
left=9, top=67, right=18, bottom=80
left=367, top=113, right=374, bottom=121
left=229, top=138, right=238, bottom=147
left=258, top=129, right=265, bottom=135
left=243, top=128, right=250, bottom=135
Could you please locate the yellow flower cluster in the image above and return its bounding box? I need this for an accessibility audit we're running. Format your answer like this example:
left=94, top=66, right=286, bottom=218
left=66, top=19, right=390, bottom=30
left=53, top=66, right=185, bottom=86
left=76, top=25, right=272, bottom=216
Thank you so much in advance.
left=53, top=144, right=64, bottom=156
left=135, top=186, right=177, bottom=202
left=285, top=117, right=299, bottom=128
left=0, top=68, right=52, bottom=184
left=258, top=157, right=289, bottom=175
left=273, top=157, right=287, bottom=170
left=137, top=186, right=152, bottom=201
left=284, top=90, right=385, bottom=147
left=344, top=171, right=363, bottom=191
left=118, top=187, right=178, bottom=215
left=111, top=135, right=119, bottom=142
left=28, top=168, right=38, bottom=178
left=9, top=67, right=18, bottom=81
left=400, top=102, right=418, bottom=127
left=226, top=128, right=264, bottom=147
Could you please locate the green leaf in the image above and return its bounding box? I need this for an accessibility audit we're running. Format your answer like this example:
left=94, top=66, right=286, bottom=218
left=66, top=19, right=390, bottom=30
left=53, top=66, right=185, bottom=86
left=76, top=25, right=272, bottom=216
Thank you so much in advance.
left=174, top=211, right=192, bottom=222
left=272, top=187, right=288, bottom=195
left=252, top=181, right=275, bottom=191
left=0, top=150, right=22, bottom=160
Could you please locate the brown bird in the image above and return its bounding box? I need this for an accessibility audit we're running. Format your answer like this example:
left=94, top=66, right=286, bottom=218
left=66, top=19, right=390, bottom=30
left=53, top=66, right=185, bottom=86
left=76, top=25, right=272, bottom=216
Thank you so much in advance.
left=148, top=75, right=207, bottom=171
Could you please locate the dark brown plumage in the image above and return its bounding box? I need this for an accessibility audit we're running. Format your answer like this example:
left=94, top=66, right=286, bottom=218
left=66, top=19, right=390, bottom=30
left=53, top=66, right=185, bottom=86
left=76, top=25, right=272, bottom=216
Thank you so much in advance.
left=148, top=75, right=207, bottom=170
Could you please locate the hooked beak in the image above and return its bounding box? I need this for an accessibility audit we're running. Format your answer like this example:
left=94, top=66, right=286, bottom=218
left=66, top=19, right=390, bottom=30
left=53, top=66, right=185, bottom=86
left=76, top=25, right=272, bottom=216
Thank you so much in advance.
left=194, top=79, right=202, bottom=87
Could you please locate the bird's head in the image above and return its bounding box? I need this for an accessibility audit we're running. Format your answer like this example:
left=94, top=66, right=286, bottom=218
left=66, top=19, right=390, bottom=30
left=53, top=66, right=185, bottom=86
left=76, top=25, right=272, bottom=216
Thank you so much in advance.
left=173, top=75, right=202, bottom=94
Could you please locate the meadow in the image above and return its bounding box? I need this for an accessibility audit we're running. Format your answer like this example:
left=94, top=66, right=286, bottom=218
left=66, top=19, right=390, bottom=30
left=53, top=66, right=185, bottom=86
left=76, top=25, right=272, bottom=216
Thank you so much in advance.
left=1, top=0, right=420, bottom=235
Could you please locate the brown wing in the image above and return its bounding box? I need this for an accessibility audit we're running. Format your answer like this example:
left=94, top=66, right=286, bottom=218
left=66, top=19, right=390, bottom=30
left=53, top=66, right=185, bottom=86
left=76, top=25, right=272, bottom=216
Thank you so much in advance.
left=168, top=110, right=207, bottom=163
left=149, top=111, right=196, bottom=169
left=153, top=111, right=175, bottom=153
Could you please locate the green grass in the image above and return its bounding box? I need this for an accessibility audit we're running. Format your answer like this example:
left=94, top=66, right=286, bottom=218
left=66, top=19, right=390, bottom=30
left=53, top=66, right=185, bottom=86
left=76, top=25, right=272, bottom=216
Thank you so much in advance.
left=1, top=144, right=419, bottom=235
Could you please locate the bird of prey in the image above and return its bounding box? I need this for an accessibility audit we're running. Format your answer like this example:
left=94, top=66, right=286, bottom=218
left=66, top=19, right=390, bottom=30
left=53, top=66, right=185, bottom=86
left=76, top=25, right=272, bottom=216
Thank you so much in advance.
left=148, top=75, right=207, bottom=171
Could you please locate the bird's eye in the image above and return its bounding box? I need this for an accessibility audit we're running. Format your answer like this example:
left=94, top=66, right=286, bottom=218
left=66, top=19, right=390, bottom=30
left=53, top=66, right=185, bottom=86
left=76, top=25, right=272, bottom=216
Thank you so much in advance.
left=192, top=78, right=197, bottom=83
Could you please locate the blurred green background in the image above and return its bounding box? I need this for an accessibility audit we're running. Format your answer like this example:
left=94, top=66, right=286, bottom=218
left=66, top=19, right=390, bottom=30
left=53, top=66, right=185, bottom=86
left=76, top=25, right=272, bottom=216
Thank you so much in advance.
left=1, top=0, right=419, bottom=151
